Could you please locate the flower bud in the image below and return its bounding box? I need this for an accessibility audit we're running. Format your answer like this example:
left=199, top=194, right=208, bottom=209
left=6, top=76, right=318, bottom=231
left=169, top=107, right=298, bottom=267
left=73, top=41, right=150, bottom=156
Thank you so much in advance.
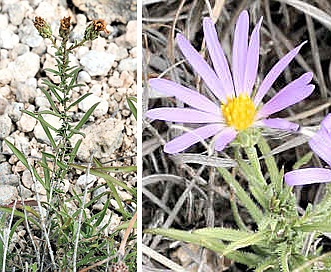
left=33, top=17, right=52, bottom=39
left=59, top=16, right=71, bottom=39
left=84, top=19, right=109, bottom=41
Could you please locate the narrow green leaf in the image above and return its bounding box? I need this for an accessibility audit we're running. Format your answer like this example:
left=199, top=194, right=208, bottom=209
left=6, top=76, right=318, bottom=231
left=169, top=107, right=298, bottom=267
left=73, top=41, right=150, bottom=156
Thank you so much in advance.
left=40, top=87, right=60, bottom=114
left=38, top=110, right=62, bottom=118
left=42, top=79, right=62, bottom=102
left=95, top=198, right=110, bottom=227
left=298, top=223, right=331, bottom=232
left=115, top=220, right=137, bottom=231
left=67, top=84, right=85, bottom=91
left=293, top=152, right=313, bottom=170
left=42, top=152, right=51, bottom=192
left=68, top=139, right=82, bottom=164
left=258, top=137, right=281, bottom=190
left=126, top=96, right=137, bottom=120
left=93, top=165, right=137, bottom=173
left=193, top=227, right=253, bottom=242
left=67, top=93, right=92, bottom=110
left=218, top=167, right=264, bottom=223
left=222, top=231, right=267, bottom=255
left=44, top=68, right=61, bottom=76
left=69, top=128, right=86, bottom=137
left=4, top=139, right=29, bottom=169
left=69, top=102, right=99, bottom=138
left=40, top=119, right=57, bottom=149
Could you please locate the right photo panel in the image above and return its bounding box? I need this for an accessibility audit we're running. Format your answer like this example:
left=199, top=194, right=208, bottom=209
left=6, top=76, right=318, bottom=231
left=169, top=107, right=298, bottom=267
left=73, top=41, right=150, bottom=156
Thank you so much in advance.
left=142, top=1, right=331, bottom=271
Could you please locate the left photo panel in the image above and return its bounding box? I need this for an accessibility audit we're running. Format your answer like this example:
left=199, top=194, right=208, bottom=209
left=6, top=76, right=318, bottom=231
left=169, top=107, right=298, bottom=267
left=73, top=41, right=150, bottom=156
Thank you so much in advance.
left=0, top=0, right=137, bottom=271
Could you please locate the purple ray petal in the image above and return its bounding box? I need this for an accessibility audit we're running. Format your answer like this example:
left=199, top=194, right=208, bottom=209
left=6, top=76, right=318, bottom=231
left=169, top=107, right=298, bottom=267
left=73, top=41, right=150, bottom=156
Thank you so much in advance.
left=259, top=118, right=299, bottom=131
left=214, top=127, right=237, bottom=151
left=245, top=17, right=263, bottom=96
left=164, top=124, right=224, bottom=153
left=254, top=42, right=307, bottom=106
left=149, top=78, right=220, bottom=115
left=232, top=10, right=249, bottom=95
left=285, top=168, right=331, bottom=186
left=257, top=72, right=314, bottom=118
left=176, top=34, right=227, bottom=102
left=203, top=17, right=235, bottom=98
left=309, top=129, right=331, bottom=166
left=145, top=108, right=221, bottom=123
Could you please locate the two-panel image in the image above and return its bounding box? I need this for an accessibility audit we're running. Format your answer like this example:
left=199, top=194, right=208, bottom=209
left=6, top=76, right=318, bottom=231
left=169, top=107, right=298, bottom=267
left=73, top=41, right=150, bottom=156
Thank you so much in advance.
left=0, top=0, right=330, bottom=271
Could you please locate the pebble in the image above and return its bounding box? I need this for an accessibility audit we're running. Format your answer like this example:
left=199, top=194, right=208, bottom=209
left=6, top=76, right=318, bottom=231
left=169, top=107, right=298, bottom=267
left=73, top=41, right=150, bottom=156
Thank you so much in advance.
left=8, top=1, right=31, bottom=26
left=71, top=118, right=124, bottom=161
left=0, top=185, right=18, bottom=205
left=107, top=43, right=129, bottom=61
left=0, top=29, right=19, bottom=49
left=17, top=105, right=37, bottom=133
left=125, top=21, right=137, bottom=47
left=78, top=94, right=109, bottom=117
left=15, top=78, right=38, bottom=103
left=19, top=19, right=43, bottom=48
left=80, top=50, right=115, bottom=76
left=77, top=71, right=91, bottom=83
left=8, top=102, right=24, bottom=122
left=22, top=170, right=32, bottom=189
left=11, top=44, right=30, bottom=59
left=0, top=68, right=12, bottom=85
left=0, top=114, right=12, bottom=140
left=8, top=52, right=40, bottom=82
left=0, top=14, right=9, bottom=30
left=0, top=97, right=8, bottom=115
left=76, top=174, right=97, bottom=189
left=118, top=58, right=137, bottom=72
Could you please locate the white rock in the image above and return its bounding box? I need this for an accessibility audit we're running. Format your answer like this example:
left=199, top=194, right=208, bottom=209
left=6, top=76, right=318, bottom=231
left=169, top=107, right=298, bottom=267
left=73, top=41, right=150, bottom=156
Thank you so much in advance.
left=17, top=106, right=37, bottom=133
left=8, top=1, right=31, bottom=26
left=77, top=174, right=96, bottom=189
left=11, top=44, right=29, bottom=58
left=0, top=68, right=12, bottom=85
left=0, top=29, right=19, bottom=49
left=80, top=50, right=115, bottom=76
left=90, top=84, right=102, bottom=96
left=0, top=185, right=18, bottom=205
left=35, top=2, right=57, bottom=22
left=107, top=43, right=128, bottom=61
left=125, top=20, right=137, bottom=47
left=71, top=119, right=124, bottom=161
left=19, top=19, right=43, bottom=48
left=118, top=58, right=137, bottom=72
left=15, top=78, right=38, bottom=103
left=0, top=14, right=9, bottom=30
left=22, top=169, right=33, bottom=189
left=0, top=114, right=12, bottom=140
left=8, top=102, right=24, bottom=122
left=77, top=71, right=91, bottom=83
left=8, top=52, right=40, bottom=82
left=78, top=94, right=108, bottom=117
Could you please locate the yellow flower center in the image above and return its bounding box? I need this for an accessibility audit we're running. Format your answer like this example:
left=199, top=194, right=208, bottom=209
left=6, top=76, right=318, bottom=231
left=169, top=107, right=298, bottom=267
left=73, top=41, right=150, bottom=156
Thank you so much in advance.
left=221, top=94, right=257, bottom=131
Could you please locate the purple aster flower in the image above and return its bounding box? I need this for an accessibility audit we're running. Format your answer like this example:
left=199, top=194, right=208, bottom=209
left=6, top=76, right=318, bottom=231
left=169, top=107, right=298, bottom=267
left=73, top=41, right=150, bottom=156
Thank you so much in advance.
left=146, top=10, right=314, bottom=154
left=285, top=114, right=331, bottom=186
